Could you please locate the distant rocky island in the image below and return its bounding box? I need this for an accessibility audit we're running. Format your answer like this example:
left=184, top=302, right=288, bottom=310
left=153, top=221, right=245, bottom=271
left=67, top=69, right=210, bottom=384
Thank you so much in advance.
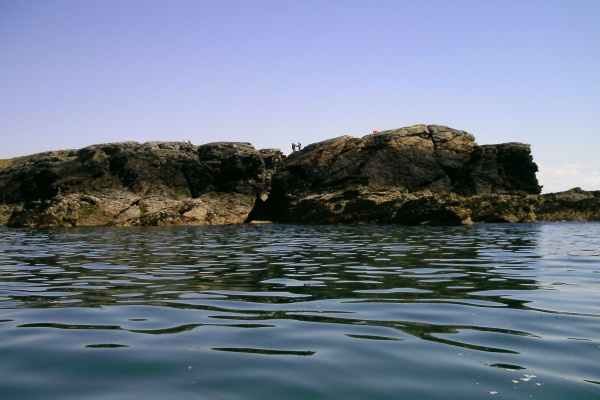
left=1, top=124, right=598, bottom=227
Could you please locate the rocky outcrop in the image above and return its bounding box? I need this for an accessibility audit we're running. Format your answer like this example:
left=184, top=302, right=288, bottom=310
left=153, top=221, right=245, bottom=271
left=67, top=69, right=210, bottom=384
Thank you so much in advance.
left=253, top=189, right=540, bottom=226
left=0, top=141, right=283, bottom=227
left=255, top=124, right=543, bottom=224
left=537, top=188, right=600, bottom=221
left=1, top=124, right=597, bottom=227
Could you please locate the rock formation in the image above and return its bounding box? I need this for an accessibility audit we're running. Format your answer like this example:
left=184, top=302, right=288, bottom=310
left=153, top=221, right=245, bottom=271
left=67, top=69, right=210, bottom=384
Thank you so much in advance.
left=537, top=188, right=600, bottom=221
left=0, top=141, right=283, bottom=227
left=255, top=124, right=543, bottom=224
left=1, top=124, right=597, bottom=227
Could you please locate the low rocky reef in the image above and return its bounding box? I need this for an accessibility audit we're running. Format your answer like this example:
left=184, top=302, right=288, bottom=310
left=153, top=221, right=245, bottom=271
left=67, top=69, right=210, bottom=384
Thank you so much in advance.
left=1, top=125, right=598, bottom=227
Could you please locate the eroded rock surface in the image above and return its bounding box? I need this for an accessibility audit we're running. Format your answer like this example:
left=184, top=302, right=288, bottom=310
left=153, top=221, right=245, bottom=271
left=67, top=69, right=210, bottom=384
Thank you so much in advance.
left=257, top=125, right=543, bottom=224
left=1, top=124, right=597, bottom=227
left=0, top=141, right=283, bottom=227
left=537, top=188, right=600, bottom=221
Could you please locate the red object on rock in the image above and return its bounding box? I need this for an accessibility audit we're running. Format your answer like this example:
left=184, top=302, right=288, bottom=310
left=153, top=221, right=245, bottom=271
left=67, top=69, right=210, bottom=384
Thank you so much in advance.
left=373, top=130, right=379, bottom=133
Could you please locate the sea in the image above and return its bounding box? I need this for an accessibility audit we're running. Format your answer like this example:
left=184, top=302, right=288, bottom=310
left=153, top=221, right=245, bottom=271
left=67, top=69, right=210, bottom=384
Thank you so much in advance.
left=0, top=222, right=598, bottom=400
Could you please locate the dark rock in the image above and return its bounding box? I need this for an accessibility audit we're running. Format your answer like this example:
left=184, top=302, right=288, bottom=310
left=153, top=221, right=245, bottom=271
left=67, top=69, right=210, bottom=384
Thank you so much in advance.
left=0, top=141, right=283, bottom=227
left=2, top=124, right=597, bottom=227
left=260, top=124, right=542, bottom=224
left=453, top=143, right=541, bottom=195
left=273, top=125, right=480, bottom=195
left=256, top=187, right=540, bottom=226
left=537, top=188, right=600, bottom=221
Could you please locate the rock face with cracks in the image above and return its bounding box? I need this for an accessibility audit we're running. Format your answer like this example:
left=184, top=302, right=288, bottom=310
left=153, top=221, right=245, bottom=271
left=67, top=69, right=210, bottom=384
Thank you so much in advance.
left=256, top=124, right=544, bottom=224
left=1, top=124, right=597, bottom=227
left=0, top=141, right=283, bottom=227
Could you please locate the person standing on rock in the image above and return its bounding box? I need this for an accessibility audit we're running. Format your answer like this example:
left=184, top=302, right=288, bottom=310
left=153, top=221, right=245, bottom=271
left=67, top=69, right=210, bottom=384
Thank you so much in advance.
left=297, top=142, right=302, bottom=150
left=292, top=143, right=297, bottom=153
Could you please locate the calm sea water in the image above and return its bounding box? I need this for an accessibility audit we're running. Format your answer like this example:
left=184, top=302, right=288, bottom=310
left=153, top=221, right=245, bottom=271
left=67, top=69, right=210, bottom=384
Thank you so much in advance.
left=0, top=222, right=599, bottom=400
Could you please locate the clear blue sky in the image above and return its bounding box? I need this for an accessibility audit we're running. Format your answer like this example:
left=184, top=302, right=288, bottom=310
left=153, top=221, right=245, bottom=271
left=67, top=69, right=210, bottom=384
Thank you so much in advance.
left=1, top=0, right=599, bottom=193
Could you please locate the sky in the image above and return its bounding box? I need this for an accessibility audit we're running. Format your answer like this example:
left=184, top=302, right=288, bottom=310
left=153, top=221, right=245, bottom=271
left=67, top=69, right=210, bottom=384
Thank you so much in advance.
left=1, top=0, right=599, bottom=193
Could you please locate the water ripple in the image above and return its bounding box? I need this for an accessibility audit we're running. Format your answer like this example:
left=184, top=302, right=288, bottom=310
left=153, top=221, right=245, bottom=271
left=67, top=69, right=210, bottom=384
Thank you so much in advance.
left=1, top=223, right=599, bottom=399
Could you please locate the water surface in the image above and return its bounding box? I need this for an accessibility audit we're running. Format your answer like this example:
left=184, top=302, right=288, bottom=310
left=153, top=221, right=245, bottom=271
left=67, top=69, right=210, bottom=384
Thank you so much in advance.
left=0, top=222, right=599, bottom=399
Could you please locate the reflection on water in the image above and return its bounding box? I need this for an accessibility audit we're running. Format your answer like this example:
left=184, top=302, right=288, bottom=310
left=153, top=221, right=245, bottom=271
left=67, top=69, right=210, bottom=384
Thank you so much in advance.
left=0, top=223, right=599, bottom=400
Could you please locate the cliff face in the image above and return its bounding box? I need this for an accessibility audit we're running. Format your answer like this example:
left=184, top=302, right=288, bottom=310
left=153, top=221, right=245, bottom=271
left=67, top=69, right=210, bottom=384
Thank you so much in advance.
left=257, top=125, right=542, bottom=224
left=0, top=141, right=283, bottom=227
